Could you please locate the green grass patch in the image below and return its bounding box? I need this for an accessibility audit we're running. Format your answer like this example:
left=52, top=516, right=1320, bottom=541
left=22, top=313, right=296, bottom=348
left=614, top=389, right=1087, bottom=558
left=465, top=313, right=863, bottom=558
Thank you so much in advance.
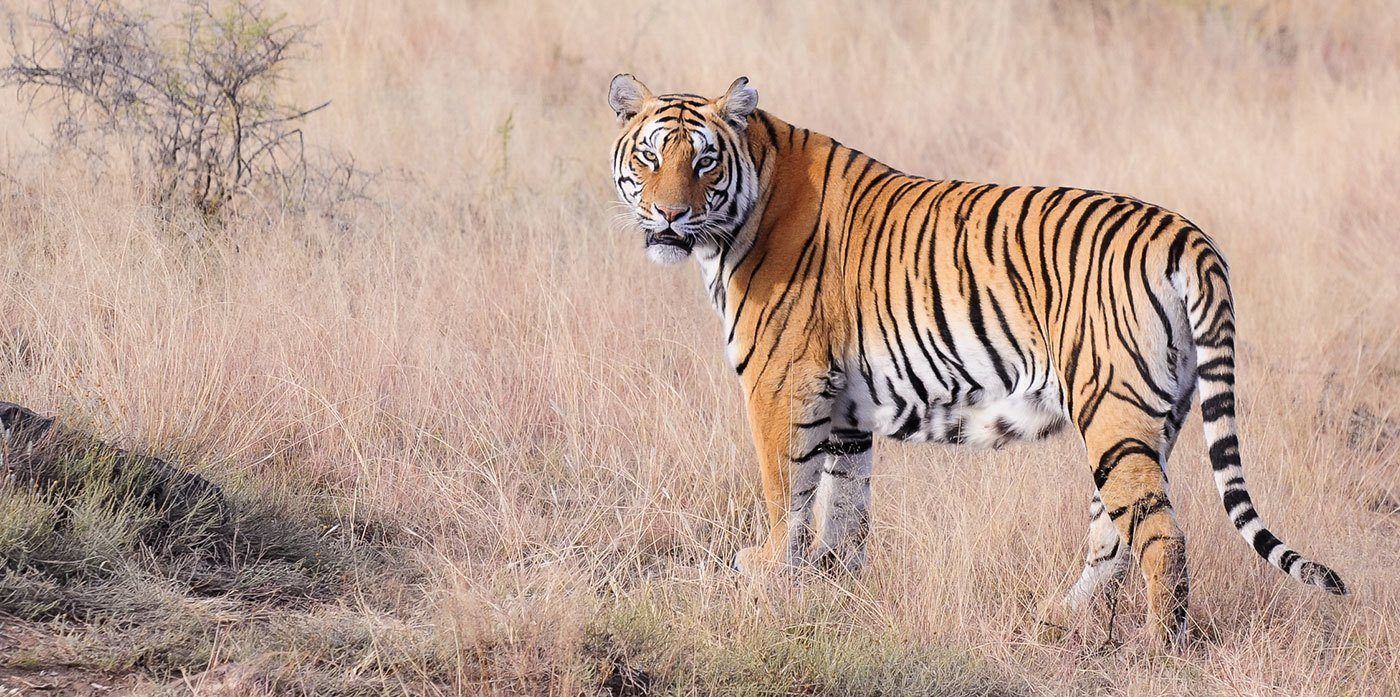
left=586, top=584, right=1025, bottom=696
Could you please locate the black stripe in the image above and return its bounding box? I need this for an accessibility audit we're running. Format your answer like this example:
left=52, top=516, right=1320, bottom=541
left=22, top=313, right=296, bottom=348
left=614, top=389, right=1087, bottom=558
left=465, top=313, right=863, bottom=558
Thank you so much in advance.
left=792, top=436, right=873, bottom=463
left=1089, top=539, right=1121, bottom=565
left=1252, top=529, right=1283, bottom=559
left=1201, top=392, right=1236, bottom=422
left=1093, top=438, right=1161, bottom=489
left=1196, top=355, right=1234, bottom=381
left=1209, top=434, right=1240, bottom=470
left=1222, top=488, right=1251, bottom=514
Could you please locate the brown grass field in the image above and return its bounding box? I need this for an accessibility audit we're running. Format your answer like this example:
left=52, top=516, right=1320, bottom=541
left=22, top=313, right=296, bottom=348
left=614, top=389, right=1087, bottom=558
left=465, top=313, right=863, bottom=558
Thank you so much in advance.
left=1, top=0, right=1398, bottom=694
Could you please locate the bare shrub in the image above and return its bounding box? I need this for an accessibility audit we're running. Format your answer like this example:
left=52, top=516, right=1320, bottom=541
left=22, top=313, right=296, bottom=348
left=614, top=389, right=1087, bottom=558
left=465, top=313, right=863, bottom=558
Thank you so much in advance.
left=2, top=0, right=372, bottom=220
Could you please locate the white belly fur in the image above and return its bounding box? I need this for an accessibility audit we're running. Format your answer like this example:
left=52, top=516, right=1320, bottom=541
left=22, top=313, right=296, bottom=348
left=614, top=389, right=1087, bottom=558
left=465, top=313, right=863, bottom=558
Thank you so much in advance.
left=841, top=376, right=1067, bottom=449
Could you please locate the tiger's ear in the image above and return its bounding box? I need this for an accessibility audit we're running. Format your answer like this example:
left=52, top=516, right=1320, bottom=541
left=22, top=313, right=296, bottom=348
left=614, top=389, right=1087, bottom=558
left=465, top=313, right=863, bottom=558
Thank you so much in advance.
left=715, top=76, right=758, bottom=129
left=609, top=73, right=653, bottom=123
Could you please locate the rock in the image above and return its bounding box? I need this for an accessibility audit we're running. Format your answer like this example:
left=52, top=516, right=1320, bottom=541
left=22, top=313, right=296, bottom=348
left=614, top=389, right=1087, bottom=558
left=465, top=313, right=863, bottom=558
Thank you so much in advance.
left=0, top=401, right=230, bottom=545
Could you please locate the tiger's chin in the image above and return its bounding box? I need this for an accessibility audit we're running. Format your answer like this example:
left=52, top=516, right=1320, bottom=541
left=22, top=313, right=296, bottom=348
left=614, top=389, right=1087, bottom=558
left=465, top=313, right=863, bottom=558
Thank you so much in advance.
left=645, top=230, right=694, bottom=266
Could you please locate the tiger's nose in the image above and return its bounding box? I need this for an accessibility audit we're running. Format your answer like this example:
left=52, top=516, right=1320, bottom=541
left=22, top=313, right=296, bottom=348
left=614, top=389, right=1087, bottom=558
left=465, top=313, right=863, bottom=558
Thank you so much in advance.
left=657, top=204, right=690, bottom=222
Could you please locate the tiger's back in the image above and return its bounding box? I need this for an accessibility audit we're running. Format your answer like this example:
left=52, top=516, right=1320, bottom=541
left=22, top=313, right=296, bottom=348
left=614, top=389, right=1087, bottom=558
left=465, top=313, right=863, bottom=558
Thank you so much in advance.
left=721, top=120, right=1201, bottom=452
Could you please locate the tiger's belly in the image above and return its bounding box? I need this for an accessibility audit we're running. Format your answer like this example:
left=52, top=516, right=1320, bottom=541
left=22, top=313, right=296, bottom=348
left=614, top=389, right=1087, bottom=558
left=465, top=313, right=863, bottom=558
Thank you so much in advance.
left=833, top=356, right=1068, bottom=449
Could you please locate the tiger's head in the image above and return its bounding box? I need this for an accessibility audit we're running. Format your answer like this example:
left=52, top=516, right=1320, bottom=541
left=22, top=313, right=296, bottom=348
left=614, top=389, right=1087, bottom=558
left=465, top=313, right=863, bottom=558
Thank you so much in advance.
left=609, top=74, right=760, bottom=265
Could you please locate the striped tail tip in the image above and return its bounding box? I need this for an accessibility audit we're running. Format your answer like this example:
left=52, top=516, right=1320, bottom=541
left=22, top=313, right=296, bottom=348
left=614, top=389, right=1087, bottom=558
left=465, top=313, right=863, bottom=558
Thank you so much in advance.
left=1299, top=561, right=1348, bottom=596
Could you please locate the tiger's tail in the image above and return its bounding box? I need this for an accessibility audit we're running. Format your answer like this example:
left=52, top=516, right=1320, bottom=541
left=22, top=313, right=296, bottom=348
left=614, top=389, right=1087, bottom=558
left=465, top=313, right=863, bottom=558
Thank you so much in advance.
left=1172, top=229, right=1346, bottom=595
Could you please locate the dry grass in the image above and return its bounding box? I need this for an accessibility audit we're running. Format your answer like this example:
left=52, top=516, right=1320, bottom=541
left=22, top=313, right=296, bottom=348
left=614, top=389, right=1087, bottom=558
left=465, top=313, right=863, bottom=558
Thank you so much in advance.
left=1, top=0, right=1399, bottom=694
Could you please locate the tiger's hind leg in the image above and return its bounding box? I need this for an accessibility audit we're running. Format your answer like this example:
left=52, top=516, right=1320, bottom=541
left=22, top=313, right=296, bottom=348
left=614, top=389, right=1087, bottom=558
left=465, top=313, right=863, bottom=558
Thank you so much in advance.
left=1081, top=400, right=1189, bottom=649
left=1042, top=391, right=1192, bottom=641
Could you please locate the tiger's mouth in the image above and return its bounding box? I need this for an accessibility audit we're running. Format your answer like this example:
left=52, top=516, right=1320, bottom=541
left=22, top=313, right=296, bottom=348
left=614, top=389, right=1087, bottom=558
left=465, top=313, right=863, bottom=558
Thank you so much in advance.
left=645, top=229, right=693, bottom=253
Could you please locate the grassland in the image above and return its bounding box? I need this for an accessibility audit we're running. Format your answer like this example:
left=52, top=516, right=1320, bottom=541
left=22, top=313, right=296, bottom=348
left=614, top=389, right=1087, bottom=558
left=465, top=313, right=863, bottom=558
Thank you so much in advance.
left=1, top=0, right=1397, bottom=694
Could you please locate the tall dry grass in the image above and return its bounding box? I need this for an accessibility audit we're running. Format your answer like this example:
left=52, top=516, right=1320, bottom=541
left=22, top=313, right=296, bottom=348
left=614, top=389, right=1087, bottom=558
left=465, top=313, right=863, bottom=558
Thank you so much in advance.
left=1, top=0, right=1398, bottom=693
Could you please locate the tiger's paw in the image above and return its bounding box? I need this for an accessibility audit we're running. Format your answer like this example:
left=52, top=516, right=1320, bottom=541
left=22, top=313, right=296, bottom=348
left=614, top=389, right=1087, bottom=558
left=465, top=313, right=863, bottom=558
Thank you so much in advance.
left=1140, top=616, right=1189, bottom=655
left=810, top=546, right=867, bottom=578
left=1032, top=600, right=1073, bottom=643
left=731, top=545, right=778, bottom=577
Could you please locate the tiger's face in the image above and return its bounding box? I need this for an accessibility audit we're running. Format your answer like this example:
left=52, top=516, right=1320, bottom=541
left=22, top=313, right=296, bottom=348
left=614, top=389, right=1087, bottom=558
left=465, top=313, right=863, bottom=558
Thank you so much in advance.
left=609, top=75, right=760, bottom=265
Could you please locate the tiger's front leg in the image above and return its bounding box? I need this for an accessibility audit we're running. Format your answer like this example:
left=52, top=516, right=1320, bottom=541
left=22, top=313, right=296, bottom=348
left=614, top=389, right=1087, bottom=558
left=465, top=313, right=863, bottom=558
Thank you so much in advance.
left=811, top=429, right=874, bottom=574
left=731, top=364, right=838, bottom=576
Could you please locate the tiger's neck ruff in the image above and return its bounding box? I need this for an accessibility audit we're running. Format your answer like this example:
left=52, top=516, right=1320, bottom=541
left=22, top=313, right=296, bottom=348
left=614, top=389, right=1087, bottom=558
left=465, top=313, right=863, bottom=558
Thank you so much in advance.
left=608, top=75, right=1346, bottom=650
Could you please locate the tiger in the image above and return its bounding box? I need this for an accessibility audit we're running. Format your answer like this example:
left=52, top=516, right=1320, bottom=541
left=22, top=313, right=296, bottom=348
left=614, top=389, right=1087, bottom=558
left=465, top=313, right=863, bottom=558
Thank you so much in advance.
left=606, top=73, right=1346, bottom=647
